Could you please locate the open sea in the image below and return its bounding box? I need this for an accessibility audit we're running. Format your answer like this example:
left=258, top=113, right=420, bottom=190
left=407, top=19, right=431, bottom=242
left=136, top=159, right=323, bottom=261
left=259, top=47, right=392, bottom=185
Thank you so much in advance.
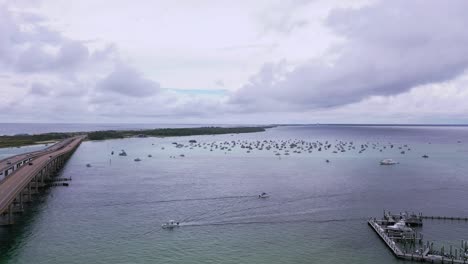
left=1, top=125, right=468, bottom=264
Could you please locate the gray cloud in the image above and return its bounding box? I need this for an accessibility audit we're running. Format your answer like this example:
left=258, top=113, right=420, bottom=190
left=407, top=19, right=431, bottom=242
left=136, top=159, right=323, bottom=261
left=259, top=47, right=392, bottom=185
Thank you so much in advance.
left=0, top=5, right=107, bottom=74
left=233, top=0, right=468, bottom=110
left=97, top=65, right=161, bottom=97
left=29, top=82, right=50, bottom=96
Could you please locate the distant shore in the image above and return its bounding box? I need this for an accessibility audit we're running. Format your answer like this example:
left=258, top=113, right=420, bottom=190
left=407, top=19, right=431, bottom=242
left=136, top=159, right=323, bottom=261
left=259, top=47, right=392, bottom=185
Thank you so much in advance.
left=0, top=126, right=269, bottom=149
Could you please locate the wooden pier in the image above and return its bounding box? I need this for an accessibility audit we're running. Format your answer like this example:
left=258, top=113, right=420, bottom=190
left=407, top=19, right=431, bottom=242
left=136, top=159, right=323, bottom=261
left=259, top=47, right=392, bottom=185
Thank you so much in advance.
left=369, top=218, right=468, bottom=263
left=422, top=216, right=468, bottom=221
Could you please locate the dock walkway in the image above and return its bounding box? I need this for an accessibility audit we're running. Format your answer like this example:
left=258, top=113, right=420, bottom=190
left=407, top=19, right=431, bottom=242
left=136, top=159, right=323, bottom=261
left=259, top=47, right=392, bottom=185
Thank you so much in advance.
left=368, top=219, right=468, bottom=263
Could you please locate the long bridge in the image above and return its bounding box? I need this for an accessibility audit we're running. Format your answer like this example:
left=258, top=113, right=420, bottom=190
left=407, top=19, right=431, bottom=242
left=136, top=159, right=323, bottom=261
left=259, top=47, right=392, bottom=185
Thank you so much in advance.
left=0, top=136, right=85, bottom=225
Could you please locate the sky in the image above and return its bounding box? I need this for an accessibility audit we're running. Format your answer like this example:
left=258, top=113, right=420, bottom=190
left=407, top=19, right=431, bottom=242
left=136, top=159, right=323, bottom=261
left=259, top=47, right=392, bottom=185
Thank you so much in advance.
left=1, top=0, right=468, bottom=124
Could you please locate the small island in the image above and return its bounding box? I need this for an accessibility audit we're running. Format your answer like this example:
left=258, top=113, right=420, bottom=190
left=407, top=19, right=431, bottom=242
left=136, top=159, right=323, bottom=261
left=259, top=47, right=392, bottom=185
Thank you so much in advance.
left=0, top=126, right=269, bottom=148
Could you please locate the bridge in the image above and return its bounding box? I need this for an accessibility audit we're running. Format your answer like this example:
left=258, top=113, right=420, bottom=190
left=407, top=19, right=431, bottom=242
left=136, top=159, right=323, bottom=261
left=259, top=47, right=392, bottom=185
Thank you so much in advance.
left=0, top=136, right=85, bottom=225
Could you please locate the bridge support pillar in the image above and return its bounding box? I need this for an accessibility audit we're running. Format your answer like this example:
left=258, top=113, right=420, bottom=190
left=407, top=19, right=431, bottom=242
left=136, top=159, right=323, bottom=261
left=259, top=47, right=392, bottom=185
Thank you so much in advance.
left=35, top=175, right=39, bottom=192
left=27, top=183, right=32, bottom=201
left=40, top=170, right=44, bottom=186
left=18, top=192, right=24, bottom=212
left=8, top=203, right=14, bottom=225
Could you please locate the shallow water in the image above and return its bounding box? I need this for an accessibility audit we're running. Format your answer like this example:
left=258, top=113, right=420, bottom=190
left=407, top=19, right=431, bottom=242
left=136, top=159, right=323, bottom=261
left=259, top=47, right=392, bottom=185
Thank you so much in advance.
left=1, top=125, right=468, bottom=263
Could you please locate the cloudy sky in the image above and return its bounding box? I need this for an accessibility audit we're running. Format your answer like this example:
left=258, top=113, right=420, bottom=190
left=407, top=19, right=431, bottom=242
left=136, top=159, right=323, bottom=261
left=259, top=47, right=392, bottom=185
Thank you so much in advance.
left=1, top=0, right=468, bottom=124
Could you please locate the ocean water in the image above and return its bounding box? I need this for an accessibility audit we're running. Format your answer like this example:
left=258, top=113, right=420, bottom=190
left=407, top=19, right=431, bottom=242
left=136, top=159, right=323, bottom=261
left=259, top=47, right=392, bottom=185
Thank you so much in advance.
left=1, top=125, right=468, bottom=264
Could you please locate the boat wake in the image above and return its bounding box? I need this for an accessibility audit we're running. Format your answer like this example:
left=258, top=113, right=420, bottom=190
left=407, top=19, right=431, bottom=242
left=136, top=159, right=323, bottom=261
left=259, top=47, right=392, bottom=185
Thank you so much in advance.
left=99, top=195, right=256, bottom=208
left=181, top=217, right=365, bottom=228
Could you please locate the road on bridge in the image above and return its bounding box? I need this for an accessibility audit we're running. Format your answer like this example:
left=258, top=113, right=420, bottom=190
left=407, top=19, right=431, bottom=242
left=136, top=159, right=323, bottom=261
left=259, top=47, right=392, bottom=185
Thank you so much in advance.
left=0, top=136, right=84, bottom=215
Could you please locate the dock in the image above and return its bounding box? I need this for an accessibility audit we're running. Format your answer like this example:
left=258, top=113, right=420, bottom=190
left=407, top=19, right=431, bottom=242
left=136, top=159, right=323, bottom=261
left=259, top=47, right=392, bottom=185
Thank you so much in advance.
left=369, top=212, right=468, bottom=263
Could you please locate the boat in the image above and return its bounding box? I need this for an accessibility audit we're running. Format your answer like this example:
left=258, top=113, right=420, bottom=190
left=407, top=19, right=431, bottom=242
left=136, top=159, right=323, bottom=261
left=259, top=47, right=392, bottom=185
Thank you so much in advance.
left=86, top=163, right=92, bottom=167
left=422, top=154, right=429, bottom=158
left=162, top=220, right=179, bottom=229
left=258, top=192, right=269, bottom=198
left=119, top=150, right=127, bottom=156
left=380, top=159, right=398, bottom=165
left=386, top=220, right=413, bottom=232
left=134, top=158, right=141, bottom=162
left=148, top=154, right=152, bottom=157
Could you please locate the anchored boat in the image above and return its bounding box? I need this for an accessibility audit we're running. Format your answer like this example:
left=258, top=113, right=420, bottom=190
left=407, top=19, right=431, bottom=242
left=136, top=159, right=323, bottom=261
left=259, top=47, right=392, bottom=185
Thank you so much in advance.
left=380, top=159, right=398, bottom=165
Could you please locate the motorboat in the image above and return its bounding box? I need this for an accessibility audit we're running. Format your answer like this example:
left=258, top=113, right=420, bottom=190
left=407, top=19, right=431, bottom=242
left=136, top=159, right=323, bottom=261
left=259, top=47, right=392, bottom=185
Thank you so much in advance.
left=162, top=220, right=179, bottom=229
left=119, top=150, right=127, bottom=156
left=134, top=158, right=141, bottom=162
left=86, top=163, right=92, bottom=167
left=387, top=220, right=413, bottom=232
left=258, top=192, right=269, bottom=198
left=148, top=154, right=152, bottom=157
left=422, top=154, right=429, bottom=158
left=380, top=159, right=398, bottom=165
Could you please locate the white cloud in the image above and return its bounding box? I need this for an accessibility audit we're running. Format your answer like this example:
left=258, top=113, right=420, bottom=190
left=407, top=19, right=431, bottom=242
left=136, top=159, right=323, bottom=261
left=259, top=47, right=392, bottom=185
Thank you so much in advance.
left=0, top=0, right=468, bottom=124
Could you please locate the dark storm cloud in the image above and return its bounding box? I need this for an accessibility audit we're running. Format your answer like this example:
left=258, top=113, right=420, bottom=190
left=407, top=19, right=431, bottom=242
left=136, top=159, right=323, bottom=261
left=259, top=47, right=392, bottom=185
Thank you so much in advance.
left=232, top=0, right=468, bottom=109
left=97, top=65, right=161, bottom=97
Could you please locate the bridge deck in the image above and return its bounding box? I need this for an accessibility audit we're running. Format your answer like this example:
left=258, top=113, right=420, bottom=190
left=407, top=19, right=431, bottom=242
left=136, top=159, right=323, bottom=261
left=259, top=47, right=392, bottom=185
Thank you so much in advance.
left=0, top=136, right=84, bottom=215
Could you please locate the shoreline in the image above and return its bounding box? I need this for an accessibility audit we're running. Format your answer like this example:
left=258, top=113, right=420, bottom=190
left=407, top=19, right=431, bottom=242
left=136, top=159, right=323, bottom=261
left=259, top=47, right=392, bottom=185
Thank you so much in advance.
left=0, top=126, right=269, bottom=149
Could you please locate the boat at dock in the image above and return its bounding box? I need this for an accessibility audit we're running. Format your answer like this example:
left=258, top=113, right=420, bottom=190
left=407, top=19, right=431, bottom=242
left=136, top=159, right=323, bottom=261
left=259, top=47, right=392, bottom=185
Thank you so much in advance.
left=386, top=220, right=413, bottom=232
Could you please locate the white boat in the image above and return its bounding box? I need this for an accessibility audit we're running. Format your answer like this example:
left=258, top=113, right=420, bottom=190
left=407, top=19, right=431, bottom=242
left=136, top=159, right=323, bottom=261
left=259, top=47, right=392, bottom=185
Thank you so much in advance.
left=387, top=220, right=413, bottom=232
left=162, top=220, right=179, bottom=229
left=380, top=159, right=398, bottom=165
left=119, top=150, right=127, bottom=156
left=258, top=192, right=269, bottom=198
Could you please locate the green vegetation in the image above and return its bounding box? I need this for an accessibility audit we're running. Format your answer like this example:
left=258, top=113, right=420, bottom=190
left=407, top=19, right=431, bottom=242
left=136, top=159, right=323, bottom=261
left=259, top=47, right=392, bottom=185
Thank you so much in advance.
left=86, top=127, right=267, bottom=140
left=0, top=133, right=81, bottom=148
left=0, top=126, right=268, bottom=148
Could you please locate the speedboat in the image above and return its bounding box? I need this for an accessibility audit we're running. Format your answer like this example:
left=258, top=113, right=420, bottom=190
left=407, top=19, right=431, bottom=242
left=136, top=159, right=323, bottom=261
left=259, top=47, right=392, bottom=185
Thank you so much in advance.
left=380, top=159, right=398, bottom=165
left=162, top=220, right=179, bottom=229
left=387, top=220, right=413, bottom=232
left=119, top=150, right=127, bottom=156
left=258, top=192, right=269, bottom=198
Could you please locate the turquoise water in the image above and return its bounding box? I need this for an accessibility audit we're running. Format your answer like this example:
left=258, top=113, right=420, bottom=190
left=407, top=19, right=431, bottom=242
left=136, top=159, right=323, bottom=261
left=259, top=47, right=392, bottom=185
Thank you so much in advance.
left=1, top=126, right=468, bottom=263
